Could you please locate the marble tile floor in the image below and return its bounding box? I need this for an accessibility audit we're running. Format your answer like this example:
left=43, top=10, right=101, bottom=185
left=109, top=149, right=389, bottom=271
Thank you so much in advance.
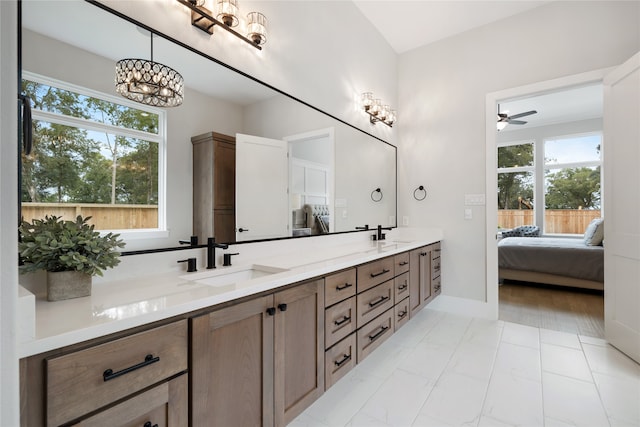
left=291, top=308, right=640, bottom=427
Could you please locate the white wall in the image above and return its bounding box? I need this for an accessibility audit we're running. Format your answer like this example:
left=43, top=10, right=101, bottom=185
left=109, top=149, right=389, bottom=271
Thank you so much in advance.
left=0, top=1, right=19, bottom=424
left=398, top=1, right=640, bottom=302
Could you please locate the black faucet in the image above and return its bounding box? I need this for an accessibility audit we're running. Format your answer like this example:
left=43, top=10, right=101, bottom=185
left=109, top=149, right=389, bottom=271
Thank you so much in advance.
left=207, top=237, right=228, bottom=269
left=373, top=225, right=392, bottom=241
left=223, top=252, right=240, bottom=267
left=179, top=235, right=198, bottom=246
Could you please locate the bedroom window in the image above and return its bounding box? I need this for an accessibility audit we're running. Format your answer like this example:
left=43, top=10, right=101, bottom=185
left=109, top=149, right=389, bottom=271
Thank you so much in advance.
left=497, top=133, right=602, bottom=236
left=21, top=72, right=166, bottom=233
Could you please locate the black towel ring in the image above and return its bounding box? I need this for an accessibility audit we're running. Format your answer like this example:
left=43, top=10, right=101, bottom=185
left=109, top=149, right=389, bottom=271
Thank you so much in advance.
left=413, top=185, right=427, bottom=201
left=371, top=188, right=383, bottom=202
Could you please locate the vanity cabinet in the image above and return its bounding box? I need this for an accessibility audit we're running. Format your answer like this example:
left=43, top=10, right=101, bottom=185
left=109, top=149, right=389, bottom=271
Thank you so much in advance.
left=191, top=278, right=324, bottom=427
left=431, top=242, right=442, bottom=297
left=191, top=131, right=236, bottom=244
left=409, top=243, right=443, bottom=317
left=20, top=320, right=188, bottom=427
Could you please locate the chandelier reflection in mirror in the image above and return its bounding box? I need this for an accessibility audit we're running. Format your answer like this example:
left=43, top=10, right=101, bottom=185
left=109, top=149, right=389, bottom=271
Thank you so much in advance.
left=177, top=0, right=268, bottom=49
left=361, top=92, right=396, bottom=127
left=115, top=32, right=184, bottom=107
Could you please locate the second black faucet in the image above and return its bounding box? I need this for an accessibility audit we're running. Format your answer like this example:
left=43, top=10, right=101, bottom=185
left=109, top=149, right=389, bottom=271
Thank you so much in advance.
left=207, top=237, right=229, bottom=269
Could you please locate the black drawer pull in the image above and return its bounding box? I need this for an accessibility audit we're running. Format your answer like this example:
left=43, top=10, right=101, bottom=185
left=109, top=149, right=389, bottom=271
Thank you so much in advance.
left=336, top=282, right=353, bottom=291
left=144, top=422, right=158, bottom=427
left=103, top=354, right=159, bottom=382
left=398, top=310, right=408, bottom=319
left=334, top=315, right=351, bottom=326
left=398, top=261, right=408, bottom=266
left=334, top=353, right=352, bottom=367
left=278, top=303, right=287, bottom=312
left=266, top=307, right=276, bottom=316
left=420, top=252, right=427, bottom=256
left=370, top=268, right=390, bottom=278
left=368, top=295, right=390, bottom=308
left=398, top=283, right=407, bottom=291
left=369, top=325, right=390, bottom=341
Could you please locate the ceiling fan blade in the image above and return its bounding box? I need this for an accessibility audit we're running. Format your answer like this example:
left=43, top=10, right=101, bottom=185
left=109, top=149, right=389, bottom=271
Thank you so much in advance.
left=507, top=120, right=527, bottom=125
left=508, top=110, right=537, bottom=120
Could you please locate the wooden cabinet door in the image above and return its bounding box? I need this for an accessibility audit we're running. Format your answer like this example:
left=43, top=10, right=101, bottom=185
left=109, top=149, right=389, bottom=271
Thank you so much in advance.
left=409, top=247, right=430, bottom=316
left=191, top=295, right=275, bottom=427
left=274, top=279, right=325, bottom=427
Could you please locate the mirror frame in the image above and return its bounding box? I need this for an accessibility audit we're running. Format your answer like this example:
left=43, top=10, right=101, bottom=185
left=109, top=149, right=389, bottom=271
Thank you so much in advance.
left=18, top=0, right=397, bottom=256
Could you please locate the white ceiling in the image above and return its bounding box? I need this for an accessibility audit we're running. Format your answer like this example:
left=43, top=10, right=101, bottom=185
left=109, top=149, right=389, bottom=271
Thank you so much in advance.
left=352, top=0, right=551, bottom=54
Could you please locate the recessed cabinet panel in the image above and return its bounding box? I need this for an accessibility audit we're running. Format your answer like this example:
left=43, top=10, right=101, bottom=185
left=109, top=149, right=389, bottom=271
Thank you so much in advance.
left=356, top=280, right=394, bottom=328
left=394, top=252, right=410, bottom=276
left=325, top=334, right=356, bottom=390
left=46, top=320, right=187, bottom=427
left=325, top=296, right=357, bottom=349
left=357, top=257, right=395, bottom=293
left=394, top=272, right=410, bottom=303
left=324, top=268, right=357, bottom=307
left=394, top=297, right=410, bottom=331
left=357, top=308, right=393, bottom=363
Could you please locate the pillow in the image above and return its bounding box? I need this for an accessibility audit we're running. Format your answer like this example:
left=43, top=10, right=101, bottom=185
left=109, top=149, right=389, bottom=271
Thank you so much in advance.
left=584, top=218, right=604, bottom=246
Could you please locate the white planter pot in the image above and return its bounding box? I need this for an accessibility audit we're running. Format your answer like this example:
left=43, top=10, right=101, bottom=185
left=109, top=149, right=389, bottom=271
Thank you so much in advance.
left=46, top=270, right=92, bottom=301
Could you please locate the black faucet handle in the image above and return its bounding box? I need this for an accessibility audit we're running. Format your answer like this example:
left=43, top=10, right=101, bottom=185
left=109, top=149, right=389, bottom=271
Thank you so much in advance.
left=178, top=257, right=197, bottom=272
left=223, top=253, right=240, bottom=267
left=179, top=236, right=198, bottom=246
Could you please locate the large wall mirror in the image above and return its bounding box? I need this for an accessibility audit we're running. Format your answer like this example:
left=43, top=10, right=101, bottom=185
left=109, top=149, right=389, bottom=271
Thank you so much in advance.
left=20, top=0, right=397, bottom=252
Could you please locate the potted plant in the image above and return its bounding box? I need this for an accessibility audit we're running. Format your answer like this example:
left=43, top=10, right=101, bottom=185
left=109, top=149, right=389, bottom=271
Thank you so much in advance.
left=19, top=215, right=125, bottom=301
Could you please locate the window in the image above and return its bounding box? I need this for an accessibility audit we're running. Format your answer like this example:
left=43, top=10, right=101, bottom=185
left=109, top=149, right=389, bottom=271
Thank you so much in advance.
left=21, top=72, right=165, bottom=232
left=498, top=133, right=602, bottom=235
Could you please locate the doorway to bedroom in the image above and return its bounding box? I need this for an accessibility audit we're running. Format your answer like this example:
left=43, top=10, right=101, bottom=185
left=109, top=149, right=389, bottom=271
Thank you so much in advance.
left=493, top=82, right=605, bottom=338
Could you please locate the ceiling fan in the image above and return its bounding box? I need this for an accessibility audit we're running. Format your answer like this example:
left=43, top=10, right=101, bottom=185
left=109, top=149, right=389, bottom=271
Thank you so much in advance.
left=496, top=104, right=537, bottom=131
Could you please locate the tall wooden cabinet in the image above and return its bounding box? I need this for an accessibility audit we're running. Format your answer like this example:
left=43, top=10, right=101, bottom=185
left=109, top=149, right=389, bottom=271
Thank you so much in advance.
left=409, top=247, right=431, bottom=317
left=191, top=279, right=324, bottom=427
left=191, top=132, right=236, bottom=243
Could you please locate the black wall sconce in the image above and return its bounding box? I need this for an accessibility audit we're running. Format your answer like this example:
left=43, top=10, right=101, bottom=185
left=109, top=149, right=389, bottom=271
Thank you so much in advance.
left=413, top=185, right=427, bottom=201
left=371, top=188, right=383, bottom=202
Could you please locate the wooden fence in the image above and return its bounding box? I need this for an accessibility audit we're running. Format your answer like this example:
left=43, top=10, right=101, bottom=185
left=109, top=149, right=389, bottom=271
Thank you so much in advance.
left=498, top=209, right=601, bottom=234
left=21, top=203, right=158, bottom=230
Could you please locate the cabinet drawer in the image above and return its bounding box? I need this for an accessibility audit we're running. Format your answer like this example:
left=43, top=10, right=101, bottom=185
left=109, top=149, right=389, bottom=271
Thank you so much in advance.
left=394, top=272, right=409, bottom=303
left=356, top=280, right=394, bottom=328
left=325, top=334, right=356, bottom=390
left=46, top=320, right=188, bottom=427
left=432, top=276, right=442, bottom=296
left=357, top=309, right=393, bottom=363
left=394, top=297, right=410, bottom=331
left=432, top=256, right=441, bottom=280
left=357, top=257, right=395, bottom=293
left=325, top=296, right=357, bottom=349
left=325, top=268, right=357, bottom=307
left=394, top=252, right=410, bottom=276
left=74, top=374, right=188, bottom=426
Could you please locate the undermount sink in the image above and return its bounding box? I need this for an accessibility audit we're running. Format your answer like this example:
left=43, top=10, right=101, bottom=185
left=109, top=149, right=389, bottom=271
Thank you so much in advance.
left=184, top=264, right=288, bottom=287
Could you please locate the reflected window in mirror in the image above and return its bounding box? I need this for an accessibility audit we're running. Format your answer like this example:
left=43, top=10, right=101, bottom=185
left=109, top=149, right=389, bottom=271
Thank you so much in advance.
left=21, top=72, right=166, bottom=234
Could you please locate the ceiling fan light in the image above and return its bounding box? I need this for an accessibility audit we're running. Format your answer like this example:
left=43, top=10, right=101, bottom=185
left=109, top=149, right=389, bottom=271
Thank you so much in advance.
left=496, top=120, right=508, bottom=131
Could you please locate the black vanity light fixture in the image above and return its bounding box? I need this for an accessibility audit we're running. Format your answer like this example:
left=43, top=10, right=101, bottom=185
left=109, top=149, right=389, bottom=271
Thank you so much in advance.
left=361, top=92, right=396, bottom=127
left=176, top=0, right=268, bottom=50
left=115, top=32, right=184, bottom=107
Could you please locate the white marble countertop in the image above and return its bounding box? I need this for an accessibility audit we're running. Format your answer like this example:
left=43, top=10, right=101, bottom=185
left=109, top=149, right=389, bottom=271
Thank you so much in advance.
left=19, top=229, right=442, bottom=358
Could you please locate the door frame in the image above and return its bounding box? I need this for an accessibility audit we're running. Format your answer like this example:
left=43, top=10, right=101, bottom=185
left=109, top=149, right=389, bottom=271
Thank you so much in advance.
left=484, top=68, right=612, bottom=317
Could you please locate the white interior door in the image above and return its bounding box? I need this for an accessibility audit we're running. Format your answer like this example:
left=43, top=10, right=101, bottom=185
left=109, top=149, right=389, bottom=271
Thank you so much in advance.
left=236, top=134, right=289, bottom=241
left=603, top=52, right=640, bottom=364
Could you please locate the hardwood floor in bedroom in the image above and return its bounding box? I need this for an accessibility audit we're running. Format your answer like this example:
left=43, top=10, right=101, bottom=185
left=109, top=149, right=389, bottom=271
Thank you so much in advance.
left=499, top=280, right=605, bottom=338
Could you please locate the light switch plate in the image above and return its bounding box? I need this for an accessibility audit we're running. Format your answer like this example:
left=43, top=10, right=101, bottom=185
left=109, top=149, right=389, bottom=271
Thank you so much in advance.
left=402, top=216, right=409, bottom=226
left=464, top=194, right=486, bottom=206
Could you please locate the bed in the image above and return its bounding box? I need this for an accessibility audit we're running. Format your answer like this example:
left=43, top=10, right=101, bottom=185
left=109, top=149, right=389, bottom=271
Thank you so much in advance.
left=498, top=236, right=604, bottom=291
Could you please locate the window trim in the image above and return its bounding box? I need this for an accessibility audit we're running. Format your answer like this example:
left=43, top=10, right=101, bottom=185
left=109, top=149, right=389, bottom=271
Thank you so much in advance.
left=22, top=71, right=168, bottom=239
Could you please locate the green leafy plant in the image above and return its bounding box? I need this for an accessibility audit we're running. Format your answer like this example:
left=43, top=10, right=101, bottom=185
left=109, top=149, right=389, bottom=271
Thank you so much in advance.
left=19, top=215, right=125, bottom=276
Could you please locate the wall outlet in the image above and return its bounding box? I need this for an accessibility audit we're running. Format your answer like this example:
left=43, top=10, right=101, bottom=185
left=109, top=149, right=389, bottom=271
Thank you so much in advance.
left=402, top=216, right=409, bottom=226
left=389, top=215, right=395, bottom=226
left=464, top=208, right=473, bottom=220
left=342, top=209, right=348, bottom=218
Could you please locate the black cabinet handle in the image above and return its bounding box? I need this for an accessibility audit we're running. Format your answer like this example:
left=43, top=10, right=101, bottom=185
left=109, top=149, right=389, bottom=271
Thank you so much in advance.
left=278, top=303, right=287, bottom=312
left=336, top=282, right=353, bottom=291
left=334, top=353, right=352, bottom=367
left=368, top=325, right=390, bottom=341
left=334, top=315, right=351, bottom=326
left=420, top=252, right=427, bottom=256
left=103, top=354, right=159, bottom=382
left=398, top=261, right=408, bottom=266
left=144, top=422, right=158, bottom=427
left=238, top=227, right=249, bottom=232
left=398, top=310, right=408, bottom=319
left=370, top=268, right=390, bottom=278
left=266, top=307, right=276, bottom=316
left=398, top=282, right=408, bottom=291
left=368, top=295, right=390, bottom=308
